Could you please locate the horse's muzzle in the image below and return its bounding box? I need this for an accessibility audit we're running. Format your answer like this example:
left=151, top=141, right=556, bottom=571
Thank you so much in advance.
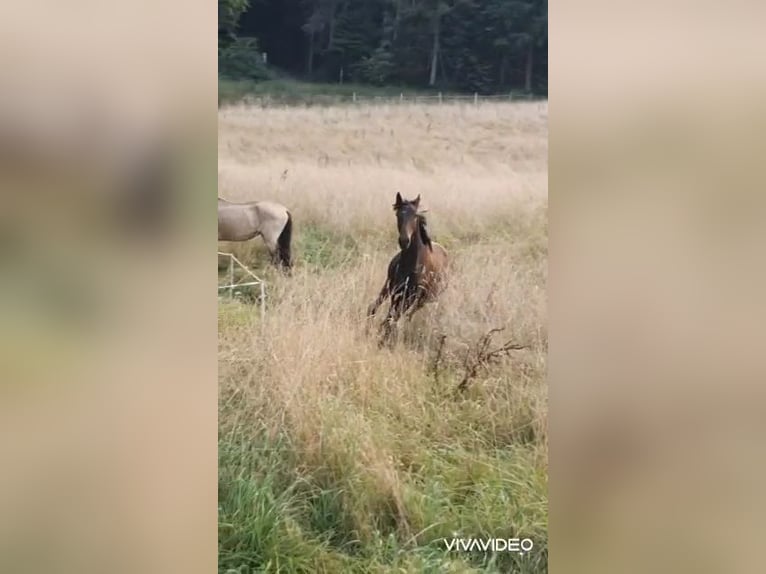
left=398, top=237, right=410, bottom=250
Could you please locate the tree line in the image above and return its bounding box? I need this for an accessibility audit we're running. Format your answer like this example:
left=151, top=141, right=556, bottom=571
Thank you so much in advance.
left=219, top=0, right=547, bottom=95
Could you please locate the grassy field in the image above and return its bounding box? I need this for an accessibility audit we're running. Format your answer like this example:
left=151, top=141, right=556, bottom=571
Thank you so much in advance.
left=218, top=77, right=540, bottom=107
left=219, top=78, right=436, bottom=106
left=218, top=101, right=548, bottom=573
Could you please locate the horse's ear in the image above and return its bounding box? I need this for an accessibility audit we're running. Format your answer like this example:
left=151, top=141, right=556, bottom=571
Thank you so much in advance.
left=393, top=192, right=403, bottom=209
left=413, top=194, right=421, bottom=209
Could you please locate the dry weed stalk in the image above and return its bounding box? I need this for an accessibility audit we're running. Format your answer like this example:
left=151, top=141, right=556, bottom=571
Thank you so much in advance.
left=456, top=327, right=529, bottom=394
left=429, top=333, right=448, bottom=383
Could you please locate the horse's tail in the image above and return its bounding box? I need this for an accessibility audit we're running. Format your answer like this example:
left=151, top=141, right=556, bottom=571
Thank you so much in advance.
left=277, top=211, right=293, bottom=270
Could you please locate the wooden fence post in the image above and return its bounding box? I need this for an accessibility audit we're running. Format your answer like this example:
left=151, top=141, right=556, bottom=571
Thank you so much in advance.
left=438, top=92, right=443, bottom=104
left=352, top=92, right=357, bottom=103
left=474, top=92, right=478, bottom=106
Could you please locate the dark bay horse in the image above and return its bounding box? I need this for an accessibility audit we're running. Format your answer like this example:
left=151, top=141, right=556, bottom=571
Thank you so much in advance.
left=217, top=197, right=293, bottom=269
left=367, top=193, right=448, bottom=343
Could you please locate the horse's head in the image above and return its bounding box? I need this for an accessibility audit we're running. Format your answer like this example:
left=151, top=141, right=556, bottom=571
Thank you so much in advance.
left=393, top=192, right=421, bottom=250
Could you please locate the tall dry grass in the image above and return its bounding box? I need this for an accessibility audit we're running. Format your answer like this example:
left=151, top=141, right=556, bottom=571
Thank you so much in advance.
left=218, top=102, right=548, bottom=573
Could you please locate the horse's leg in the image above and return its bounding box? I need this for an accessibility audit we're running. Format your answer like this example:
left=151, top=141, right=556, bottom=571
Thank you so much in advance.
left=367, top=281, right=390, bottom=319
left=379, top=292, right=409, bottom=347
left=379, top=306, right=399, bottom=347
left=404, top=296, right=426, bottom=322
left=264, top=237, right=289, bottom=273
left=258, top=215, right=286, bottom=269
left=366, top=283, right=390, bottom=337
left=260, top=234, right=279, bottom=265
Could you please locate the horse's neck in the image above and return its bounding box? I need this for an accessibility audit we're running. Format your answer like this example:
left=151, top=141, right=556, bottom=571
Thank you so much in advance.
left=400, top=224, right=425, bottom=270
left=418, top=217, right=432, bottom=249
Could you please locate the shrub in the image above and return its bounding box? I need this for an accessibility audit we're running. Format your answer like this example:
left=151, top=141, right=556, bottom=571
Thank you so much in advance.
left=219, top=37, right=271, bottom=82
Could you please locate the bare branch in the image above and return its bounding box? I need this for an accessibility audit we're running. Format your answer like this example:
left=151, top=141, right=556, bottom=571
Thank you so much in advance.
left=455, top=327, right=529, bottom=394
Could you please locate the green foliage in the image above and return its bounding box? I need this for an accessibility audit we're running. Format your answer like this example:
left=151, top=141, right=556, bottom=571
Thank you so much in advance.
left=219, top=0, right=547, bottom=94
left=354, top=47, right=396, bottom=86
left=219, top=0, right=251, bottom=37
left=219, top=37, right=272, bottom=82
left=449, top=53, right=495, bottom=94
left=218, top=77, right=441, bottom=107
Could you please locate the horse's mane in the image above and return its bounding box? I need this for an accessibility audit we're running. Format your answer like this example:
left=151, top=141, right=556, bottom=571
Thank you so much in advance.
left=417, top=214, right=433, bottom=250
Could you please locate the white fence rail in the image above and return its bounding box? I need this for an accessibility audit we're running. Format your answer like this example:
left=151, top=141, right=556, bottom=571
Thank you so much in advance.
left=218, top=251, right=265, bottom=322
left=233, top=91, right=544, bottom=108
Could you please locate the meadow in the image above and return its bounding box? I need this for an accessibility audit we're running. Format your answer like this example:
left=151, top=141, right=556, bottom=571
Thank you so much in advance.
left=218, top=101, right=548, bottom=573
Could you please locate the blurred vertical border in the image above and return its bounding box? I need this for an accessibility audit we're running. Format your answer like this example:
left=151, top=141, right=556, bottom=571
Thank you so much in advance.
left=0, top=1, right=217, bottom=573
left=551, top=1, right=766, bottom=573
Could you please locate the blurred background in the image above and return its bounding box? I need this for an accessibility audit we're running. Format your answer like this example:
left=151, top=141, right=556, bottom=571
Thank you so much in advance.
left=2, top=0, right=766, bottom=572
left=551, top=2, right=766, bottom=573
left=0, top=2, right=217, bottom=573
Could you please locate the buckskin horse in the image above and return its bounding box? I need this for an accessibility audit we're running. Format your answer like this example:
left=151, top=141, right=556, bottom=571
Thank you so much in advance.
left=367, top=193, right=448, bottom=344
left=217, top=197, right=293, bottom=270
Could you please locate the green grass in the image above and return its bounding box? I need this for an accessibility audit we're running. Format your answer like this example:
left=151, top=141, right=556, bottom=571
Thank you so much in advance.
left=219, top=78, right=432, bottom=107
left=294, top=225, right=363, bottom=270
left=218, top=77, right=528, bottom=107
left=217, top=224, right=365, bottom=285
left=218, top=425, right=547, bottom=574
left=218, top=100, right=547, bottom=573
left=218, top=222, right=548, bottom=572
